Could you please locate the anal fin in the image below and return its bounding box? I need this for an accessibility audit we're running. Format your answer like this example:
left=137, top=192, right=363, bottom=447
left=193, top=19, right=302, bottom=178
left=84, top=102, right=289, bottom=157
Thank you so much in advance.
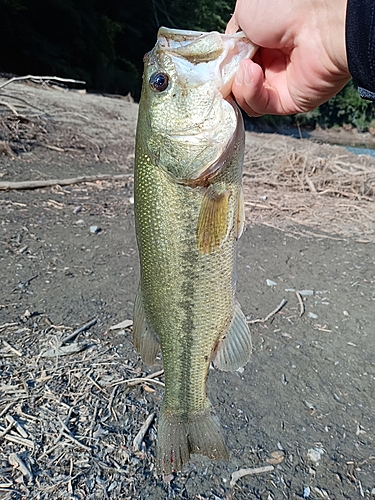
left=133, top=286, right=160, bottom=365
left=197, top=184, right=230, bottom=254
left=213, top=302, right=252, bottom=371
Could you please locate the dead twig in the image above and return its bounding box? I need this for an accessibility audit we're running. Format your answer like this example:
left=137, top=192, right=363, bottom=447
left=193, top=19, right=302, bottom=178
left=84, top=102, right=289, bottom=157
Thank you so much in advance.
left=40, top=143, right=65, bottom=152
left=295, top=291, right=305, bottom=317
left=133, top=413, right=155, bottom=452
left=9, top=453, right=33, bottom=482
left=109, top=319, right=133, bottom=330
left=57, top=416, right=91, bottom=452
left=5, top=415, right=28, bottom=438
left=247, top=299, right=287, bottom=324
left=2, top=340, right=22, bottom=357
left=107, top=386, right=118, bottom=420
left=0, top=100, right=18, bottom=115
left=230, top=465, right=275, bottom=487
left=0, top=74, right=86, bottom=90
left=0, top=173, right=132, bottom=191
left=61, top=318, right=97, bottom=345
left=0, top=420, right=14, bottom=439
left=0, top=402, right=14, bottom=419
left=110, top=370, right=165, bottom=388
left=318, top=188, right=361, bottom=199
left=0, top=428, right=34, bottom=449
left=305, top=174, right=317, bottom=193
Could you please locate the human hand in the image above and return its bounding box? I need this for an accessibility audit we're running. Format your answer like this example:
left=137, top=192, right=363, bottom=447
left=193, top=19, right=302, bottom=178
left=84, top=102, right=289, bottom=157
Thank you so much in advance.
left=226, top=0, right=351, bottom=116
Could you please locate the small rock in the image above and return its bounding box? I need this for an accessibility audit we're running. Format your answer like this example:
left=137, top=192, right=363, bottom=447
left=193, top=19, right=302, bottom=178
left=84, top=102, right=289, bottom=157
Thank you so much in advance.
left=303, top=486, right=311, bottom=498
left=266, top=450, right=285, bottom=465
left=73, top=206, right=82, bottom=214
left=90, top=225, right=101, bottom=234
left=308, top=312, right=318, bottom=319
left=298, top=290, right=314, bottom=296
left=266, top=279, right=277, bottom=286
left=307, top=448, right=324, bottom=462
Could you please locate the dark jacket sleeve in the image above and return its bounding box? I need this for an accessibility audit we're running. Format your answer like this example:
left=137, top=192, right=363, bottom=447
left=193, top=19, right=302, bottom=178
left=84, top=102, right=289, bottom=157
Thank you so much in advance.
left=346, top=0, right=375, bottom=100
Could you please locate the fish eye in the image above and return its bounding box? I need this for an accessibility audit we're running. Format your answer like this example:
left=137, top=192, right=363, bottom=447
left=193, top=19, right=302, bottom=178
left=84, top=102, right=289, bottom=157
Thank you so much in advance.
left=149, top=72, right=169, bottom=92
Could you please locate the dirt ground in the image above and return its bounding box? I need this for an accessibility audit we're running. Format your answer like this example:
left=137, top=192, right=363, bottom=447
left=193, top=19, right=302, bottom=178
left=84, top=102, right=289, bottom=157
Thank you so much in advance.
left=0, top=79, right=374, bottom=500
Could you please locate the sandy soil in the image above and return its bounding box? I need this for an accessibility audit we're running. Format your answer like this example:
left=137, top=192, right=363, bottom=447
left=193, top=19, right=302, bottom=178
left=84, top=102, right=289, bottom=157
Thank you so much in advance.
left=0, top=80, right=374, bottom=499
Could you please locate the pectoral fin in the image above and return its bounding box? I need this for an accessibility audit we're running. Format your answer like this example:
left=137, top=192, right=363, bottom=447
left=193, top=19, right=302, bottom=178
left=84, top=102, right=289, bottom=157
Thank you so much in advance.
left=212, top=302, right=252, bottom=371
left=133, top=286, right=160, bottom=365
left=197, top=185, right=230, bottom=254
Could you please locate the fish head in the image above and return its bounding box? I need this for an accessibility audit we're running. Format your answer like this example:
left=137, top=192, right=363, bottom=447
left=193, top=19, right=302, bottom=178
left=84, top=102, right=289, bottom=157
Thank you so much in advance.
left=138, top=27, right=257, bottom=181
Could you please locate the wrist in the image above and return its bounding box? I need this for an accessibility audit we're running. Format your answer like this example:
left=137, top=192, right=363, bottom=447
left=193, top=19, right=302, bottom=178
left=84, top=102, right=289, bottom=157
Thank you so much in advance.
left=318, top=0, right=350, bottom=76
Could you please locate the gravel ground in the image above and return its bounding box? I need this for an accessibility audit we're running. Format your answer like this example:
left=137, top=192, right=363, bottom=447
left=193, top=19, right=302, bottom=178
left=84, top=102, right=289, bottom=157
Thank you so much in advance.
left=0, top=79, right=374, bottom=499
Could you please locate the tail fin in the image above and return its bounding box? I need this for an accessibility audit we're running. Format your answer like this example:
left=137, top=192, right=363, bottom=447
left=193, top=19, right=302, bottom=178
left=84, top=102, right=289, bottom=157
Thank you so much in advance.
left=156, top=404, right=228, bottom=474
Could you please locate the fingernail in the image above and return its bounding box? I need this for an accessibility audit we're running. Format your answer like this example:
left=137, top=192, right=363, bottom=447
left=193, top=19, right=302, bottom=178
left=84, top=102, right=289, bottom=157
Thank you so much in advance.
left=235, top=63, right=244, bottom=86
left=244, top=63, right=253, bottom=85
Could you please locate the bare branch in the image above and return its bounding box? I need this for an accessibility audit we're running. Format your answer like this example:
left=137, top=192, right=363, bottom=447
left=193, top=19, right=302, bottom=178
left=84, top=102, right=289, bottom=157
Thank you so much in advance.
left=0, top=100, right=19, bottom=115
left=0, top=173, right=132, bottom=191
left=0, top=75, right=86, bottom=90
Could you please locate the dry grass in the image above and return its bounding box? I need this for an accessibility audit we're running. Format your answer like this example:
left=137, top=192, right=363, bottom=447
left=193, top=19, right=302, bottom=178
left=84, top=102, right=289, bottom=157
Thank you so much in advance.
left=242, top=133, right=375, bottom=242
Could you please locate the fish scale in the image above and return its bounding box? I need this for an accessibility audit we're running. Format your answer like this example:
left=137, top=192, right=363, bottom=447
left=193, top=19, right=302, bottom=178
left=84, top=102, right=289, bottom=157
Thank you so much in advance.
left=133, top=27, right=257, bottom=474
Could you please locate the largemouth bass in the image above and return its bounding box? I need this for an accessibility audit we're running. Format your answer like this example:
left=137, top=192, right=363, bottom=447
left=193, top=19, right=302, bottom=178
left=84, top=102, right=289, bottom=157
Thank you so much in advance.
left=133, top=27, right=257, bottom=474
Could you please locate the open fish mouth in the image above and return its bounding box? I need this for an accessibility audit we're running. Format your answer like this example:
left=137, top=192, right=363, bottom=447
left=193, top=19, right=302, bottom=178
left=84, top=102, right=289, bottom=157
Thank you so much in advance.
left=157, top=26, right=254, bottom=49
left=156, top=27, right=258, bottom=97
